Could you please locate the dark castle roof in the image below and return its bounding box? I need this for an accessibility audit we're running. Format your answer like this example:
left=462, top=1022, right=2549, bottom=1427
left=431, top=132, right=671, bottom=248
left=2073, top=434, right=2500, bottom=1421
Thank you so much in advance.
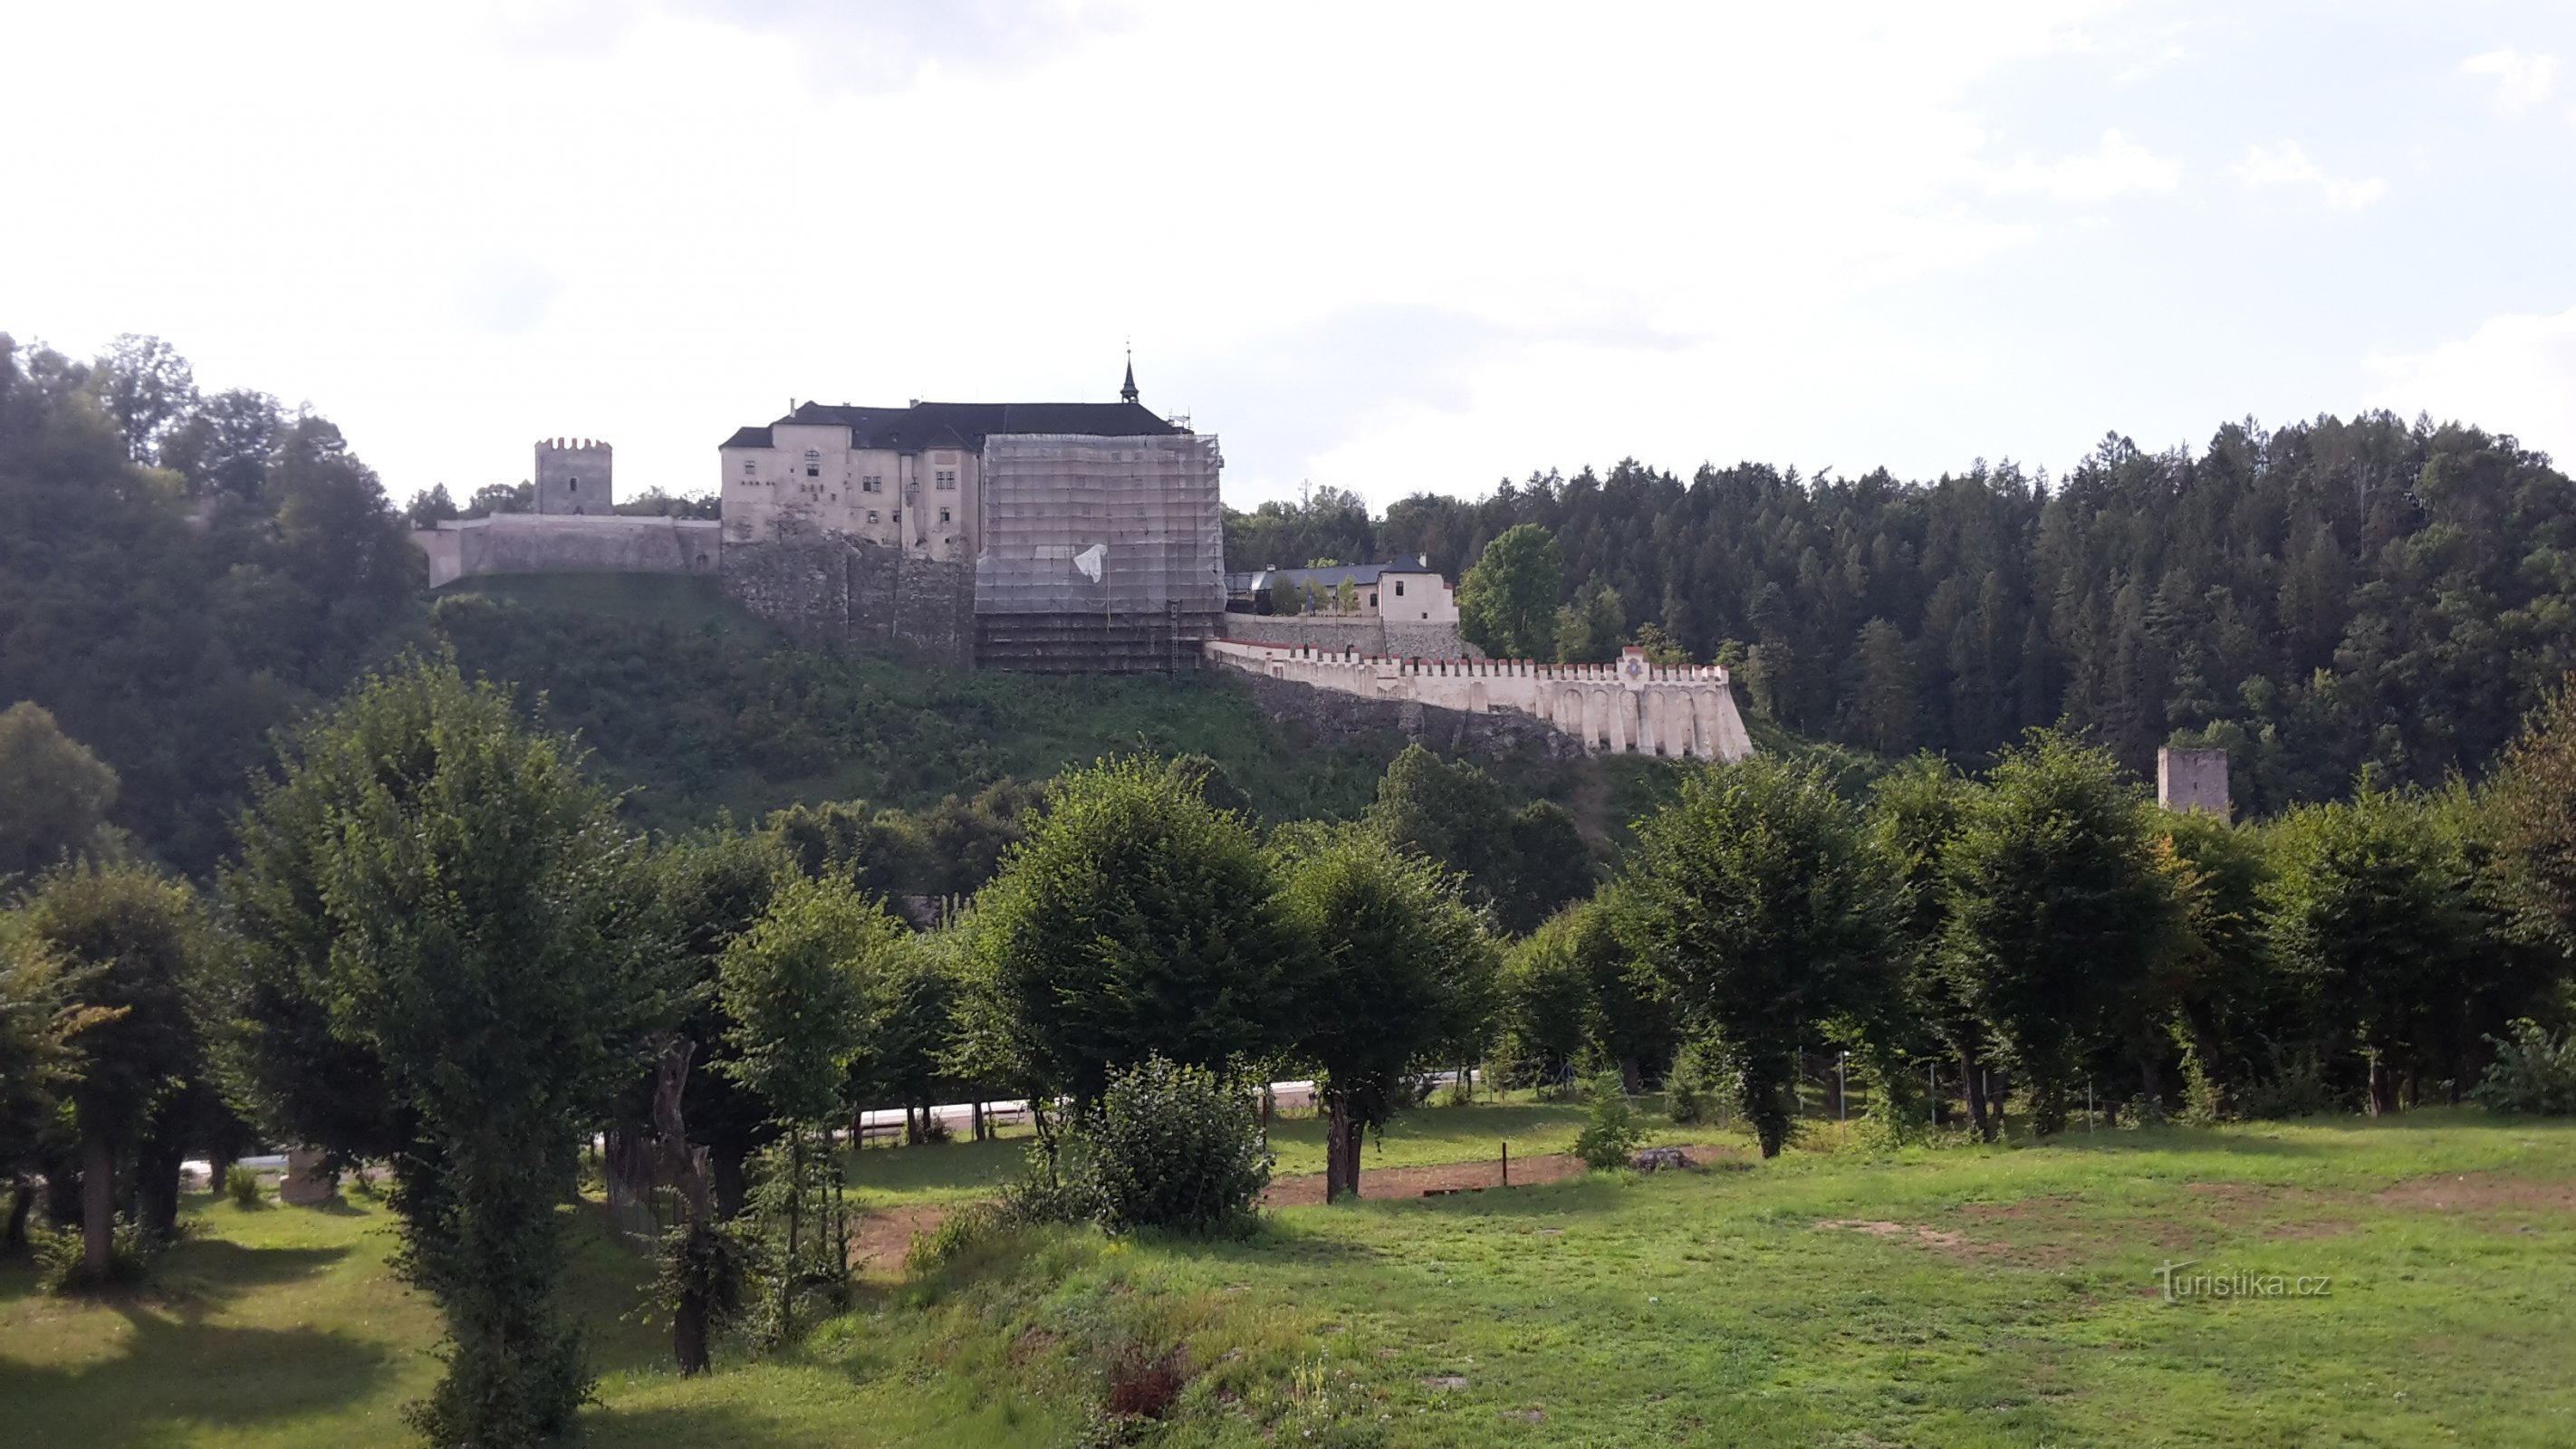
left=719, top=400, right=1184, bottom=453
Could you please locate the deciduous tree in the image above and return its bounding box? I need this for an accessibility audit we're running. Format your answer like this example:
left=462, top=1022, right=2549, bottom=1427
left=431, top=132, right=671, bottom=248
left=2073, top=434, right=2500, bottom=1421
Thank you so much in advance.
left=1620, top=757, right=1899, bottom=1156
left=216, top=658, right=669, bottom=1445
left=1278, top=830, right=1492, bottom=1200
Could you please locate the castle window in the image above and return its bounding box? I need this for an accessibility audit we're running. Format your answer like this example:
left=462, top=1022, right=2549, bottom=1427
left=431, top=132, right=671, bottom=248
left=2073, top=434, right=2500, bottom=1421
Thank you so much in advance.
left=938, top=508, right=951, bottom=524
left=891, top=510, right=901, bottom=523
left=935, top=469, right=956, bottom=489
left=569, top=478, right=579, bottom=492
left=868, top=510, right=879, bottom=524
left=1369, top=592, right=1378, bottom=607
left=861, top=475, right=881, bottom=493
left=741, top=461, right=755, bottom=477
left=1393, top=581, right=1405, bottom=597
left=804, top=447, right=821, bottom=478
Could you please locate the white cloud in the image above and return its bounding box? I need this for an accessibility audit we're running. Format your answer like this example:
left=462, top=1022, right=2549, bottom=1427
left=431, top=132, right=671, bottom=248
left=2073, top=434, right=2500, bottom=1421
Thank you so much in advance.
left=2226, top=141, right=2387, bottom=208
left=2462, top=47, right=2560, bottom=115
left=2369, top=303, right=2576, bottom=464
left=1986, top=128, right=2182, bottom=200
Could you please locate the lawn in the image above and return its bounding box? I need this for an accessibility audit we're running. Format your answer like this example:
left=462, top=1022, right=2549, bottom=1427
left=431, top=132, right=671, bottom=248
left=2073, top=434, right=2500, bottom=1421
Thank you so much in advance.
left=7, top=1104, right=2574, bottom=1446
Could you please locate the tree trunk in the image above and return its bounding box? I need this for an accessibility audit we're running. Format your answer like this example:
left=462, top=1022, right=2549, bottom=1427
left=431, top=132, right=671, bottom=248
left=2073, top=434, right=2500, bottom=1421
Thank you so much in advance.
left=135, top=1134, right=184, bottom=1243
left=971, top=1100, right=985, bottom=1142
left=1962, top=1044, right=1994, bottom=1143
left=674, top=1271, right=710, bottom=1376
left=1324, top=1092, right=1358, bottom=1202
left=82, top=1120, right=114, bottom=1280
left=5, top=1178, right=34, bottom=1253
left=712, top=1142, right=748, bottom=1221
left=1619, top=1057, right=1643, bottom=1096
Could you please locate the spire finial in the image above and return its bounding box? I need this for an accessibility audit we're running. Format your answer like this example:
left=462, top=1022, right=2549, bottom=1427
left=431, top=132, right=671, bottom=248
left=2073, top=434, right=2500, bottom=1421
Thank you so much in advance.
left=1120, top=344, right=1139, bottom=405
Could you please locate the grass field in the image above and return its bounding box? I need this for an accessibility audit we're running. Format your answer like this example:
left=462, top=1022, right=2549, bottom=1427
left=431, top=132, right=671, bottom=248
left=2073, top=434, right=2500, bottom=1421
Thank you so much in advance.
left=7, top=1103, right=2574, bottom=1446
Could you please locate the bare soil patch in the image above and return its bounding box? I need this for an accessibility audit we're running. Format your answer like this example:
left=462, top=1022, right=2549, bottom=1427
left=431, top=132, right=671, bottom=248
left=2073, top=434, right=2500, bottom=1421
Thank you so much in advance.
left=851, top=1204, right=951, bottom=1271
left=2377, top=1171, right=2576, bottom=1214
left=1263, top=1144, right=1738, bottom=1206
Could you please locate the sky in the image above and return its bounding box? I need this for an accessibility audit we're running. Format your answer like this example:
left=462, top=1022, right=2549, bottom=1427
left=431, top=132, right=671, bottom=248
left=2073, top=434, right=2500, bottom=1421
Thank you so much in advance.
left=5, top=1, right=2573, bottom=511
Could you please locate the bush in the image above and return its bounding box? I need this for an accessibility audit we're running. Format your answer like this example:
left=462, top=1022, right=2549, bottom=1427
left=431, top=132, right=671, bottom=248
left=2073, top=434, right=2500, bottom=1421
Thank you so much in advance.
left=225, top=1163, right=264, bottom=1208
left=1072, top=1056, right=1272, bottom=1235
left=2237, top=1051, right=2340, bottom=1119
left=34, top=1216, right=161, bottom=1295
left=1573, top=1070, right=1644, bottom=1171
left=1666, top=1041, right=1727, bottom=1127
left=2473, top=1020, right=2576, bottom=1116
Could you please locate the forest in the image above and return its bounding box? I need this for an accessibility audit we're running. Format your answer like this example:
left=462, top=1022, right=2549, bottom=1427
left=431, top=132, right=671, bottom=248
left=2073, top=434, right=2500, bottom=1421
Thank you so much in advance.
left=1229, top=418, right=2576, bottom=816
left=10, top=328, right=2576, bottom=1445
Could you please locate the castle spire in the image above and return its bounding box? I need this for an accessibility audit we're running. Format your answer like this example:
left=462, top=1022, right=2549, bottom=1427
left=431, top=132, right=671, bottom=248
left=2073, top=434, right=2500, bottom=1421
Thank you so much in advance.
left=1120, top=349, right=1139, bottom=405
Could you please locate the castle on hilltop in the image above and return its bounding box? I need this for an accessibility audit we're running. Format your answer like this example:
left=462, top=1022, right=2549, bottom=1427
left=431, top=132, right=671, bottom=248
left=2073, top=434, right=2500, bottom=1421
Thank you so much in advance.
left=406, top=360, right=1753, bottom=756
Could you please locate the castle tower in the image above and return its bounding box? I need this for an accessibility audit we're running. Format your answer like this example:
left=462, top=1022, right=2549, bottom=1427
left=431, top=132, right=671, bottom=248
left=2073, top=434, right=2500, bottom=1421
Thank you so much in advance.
left=1120, top=352, right=1139, bottom=405
left=533, top=437, right=613, bottom=515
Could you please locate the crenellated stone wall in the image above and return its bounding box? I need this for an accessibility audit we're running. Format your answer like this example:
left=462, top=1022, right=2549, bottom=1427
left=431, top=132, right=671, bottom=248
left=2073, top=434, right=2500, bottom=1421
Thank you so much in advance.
left=1206, top=639, right=1754, bottom=761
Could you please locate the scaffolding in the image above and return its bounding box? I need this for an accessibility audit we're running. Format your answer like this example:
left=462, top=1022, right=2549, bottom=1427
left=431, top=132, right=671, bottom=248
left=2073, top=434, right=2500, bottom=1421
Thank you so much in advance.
left=973, top=432, right=1226, bottom=673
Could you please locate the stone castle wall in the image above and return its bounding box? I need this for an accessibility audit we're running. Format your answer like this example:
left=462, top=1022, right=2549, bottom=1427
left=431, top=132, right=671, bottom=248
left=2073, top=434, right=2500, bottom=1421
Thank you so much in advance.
left=1230, top=669, right=1589, bottom=762
left=1216, top=612, right=1472, bottom=660
left=721, top=533, right=976, bottom=667
left=415, top=514, right=720, bottom=590
left=1206, top=639, right=1754, bottom=760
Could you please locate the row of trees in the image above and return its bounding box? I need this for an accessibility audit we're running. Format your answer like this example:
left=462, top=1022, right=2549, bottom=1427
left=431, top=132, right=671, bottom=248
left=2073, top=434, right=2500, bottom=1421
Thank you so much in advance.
left=1490, top=724, right=2576, bottom=1156
left=0, top=663, right=1523, bottom=1443
left=1230, top=414, right=2576, bottom=816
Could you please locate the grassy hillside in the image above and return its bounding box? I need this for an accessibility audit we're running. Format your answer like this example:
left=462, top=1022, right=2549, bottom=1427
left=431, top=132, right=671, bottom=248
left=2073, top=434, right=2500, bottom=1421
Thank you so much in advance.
left=10, top=1105, right=2573, bottom=1446
left=428, top=574, right=1421, bottom=837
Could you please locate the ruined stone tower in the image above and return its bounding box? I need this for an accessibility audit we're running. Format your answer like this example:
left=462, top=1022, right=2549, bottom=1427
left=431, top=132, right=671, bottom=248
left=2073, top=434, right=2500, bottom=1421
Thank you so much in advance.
left=534, top=437, right=612, bottom=515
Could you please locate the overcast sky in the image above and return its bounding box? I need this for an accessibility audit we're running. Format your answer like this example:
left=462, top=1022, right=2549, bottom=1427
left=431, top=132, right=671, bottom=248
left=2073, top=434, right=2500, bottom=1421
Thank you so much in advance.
left=6, top=1, right=2572, bottom=510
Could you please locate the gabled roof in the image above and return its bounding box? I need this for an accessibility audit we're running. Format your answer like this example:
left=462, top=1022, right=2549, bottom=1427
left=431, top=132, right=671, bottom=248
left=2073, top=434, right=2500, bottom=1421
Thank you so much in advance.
left=1224, top=557, right=1439, bottom=594
left=721, top=400, right=1187, bottom=452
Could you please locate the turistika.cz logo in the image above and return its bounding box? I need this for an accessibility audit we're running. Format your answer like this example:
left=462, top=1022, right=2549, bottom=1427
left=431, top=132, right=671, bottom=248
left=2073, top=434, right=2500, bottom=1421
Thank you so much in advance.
left=2155, top=1260, right=2332, bottom=1302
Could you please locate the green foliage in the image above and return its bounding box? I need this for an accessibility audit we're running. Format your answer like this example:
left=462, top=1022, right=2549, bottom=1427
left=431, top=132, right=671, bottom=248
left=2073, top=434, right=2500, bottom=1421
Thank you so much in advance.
left=1360, top=744, right=1592, bottom=936
left=215, top=657, right=671, bottom=1447
left=2487, top=676, right=2576, bottom=959
left=1455, top=523, right=1562, bottom=661
left=225, top=1163, right=264, bottom=1208
left=2470, top=1020, right=2576, bottom=1116
left=1493, top=900, right=1673, bottom=1093
left=1944, top=732, right=2179, bottom=1136
left=1552, top=581, right=1625, bottom=665
left=1663, top=1038, right=1727, bottom=1126
left=1276, top=827, right=1493, bottom=1198
left=33, top=1214, right=159, bottom=1295
left=1070, top=1056, right=1271, bottom=1236
left=2262, top=783, right=2532, bottom=1113
left=1572, top=1070, right=1642, bottom=1170
left=1220, top=485, right=1376, bottom=574
left=718, top=875, right=900, bottom=1128
left=1619, top=756, right=1899, bottom=1156
left=429, top=577, right=1395, bottom=841
left=0, top=701, right=121, bottom=884
left=962, top=756, right=1299, bottom=1110
left=1382, top=423, right=2576, bottom=817
left=0, top=335, right=419, bottom=875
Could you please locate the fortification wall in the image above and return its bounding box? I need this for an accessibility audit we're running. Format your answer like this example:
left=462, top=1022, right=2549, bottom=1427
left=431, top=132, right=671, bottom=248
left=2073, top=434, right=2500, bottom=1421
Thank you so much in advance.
left=1231, top=670, right=1587, bottom=762
left=721, top=533, right=975, bottom=667
left=1206, top=639, right=1754, bottom=760
left=414, top=514, right=720, bottom=590
left=1218, top=613, right=1473, bottom=660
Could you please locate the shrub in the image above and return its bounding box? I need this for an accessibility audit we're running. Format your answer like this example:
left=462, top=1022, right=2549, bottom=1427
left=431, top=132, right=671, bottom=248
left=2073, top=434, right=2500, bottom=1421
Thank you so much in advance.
left=1573, top=1070, right=1644, bottom=1171
left=2473, top=1020, right=2576, bottom=1116
left=2237, top=1051, right=2340, bottom=1119
left=34, top=1216, right=161, bottom=1295
left=225, top=1163, right=264, bottom=1208
left=1666, top=1040, right=1727, bottom=1127
left=1072, top=1056, right=1271, bottom=1235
